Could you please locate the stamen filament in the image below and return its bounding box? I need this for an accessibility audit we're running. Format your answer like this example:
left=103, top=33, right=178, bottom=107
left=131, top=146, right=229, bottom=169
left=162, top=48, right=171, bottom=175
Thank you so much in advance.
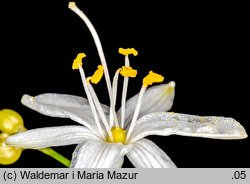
left=112, top=69, right=121, bottom=110
left=109, top=109, right=114, bottom=128
left=126, top=71, right=164, bottom=142
left=120, top=78, right=128, bottom=128
left=110, top=69, right=121, bottom=127
left=125, top=86, right=147, bottom=143
left=87, top=84, right=113, bottom=141
left=125, top=55, right=130, bottom=66
left=69, top=2, right=118, bottom=127
left=78, top=67, right=106, bottom=140
left=120, top=55, right=130, bottom=128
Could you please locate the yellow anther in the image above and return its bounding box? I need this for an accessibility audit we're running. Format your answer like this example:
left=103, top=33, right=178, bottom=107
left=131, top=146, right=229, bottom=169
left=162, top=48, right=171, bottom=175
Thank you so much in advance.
left=72, top=53, right=86, bottom=70
left=106, top=127, right=127, bottom=144
left=119, top=48, right=138, bottom=56
left=120, top=66, right=137, bottom=78
left=88, top=65, right=104, bottom=84
left=143, top=71, right=164, bottom=87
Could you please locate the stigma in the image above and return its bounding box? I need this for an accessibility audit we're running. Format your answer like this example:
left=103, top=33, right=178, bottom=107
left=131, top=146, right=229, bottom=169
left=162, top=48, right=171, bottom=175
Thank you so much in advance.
left=106, top=127, right=127, bottom=144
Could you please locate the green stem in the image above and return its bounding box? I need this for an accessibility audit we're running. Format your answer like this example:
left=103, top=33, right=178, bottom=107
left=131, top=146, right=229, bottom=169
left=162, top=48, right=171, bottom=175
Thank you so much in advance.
left=39, top=148, right=71, bottom=167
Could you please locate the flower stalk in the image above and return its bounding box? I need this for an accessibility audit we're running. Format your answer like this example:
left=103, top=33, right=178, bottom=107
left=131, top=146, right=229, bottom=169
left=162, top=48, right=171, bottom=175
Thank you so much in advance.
left=39, top=148, right=71, bottom=167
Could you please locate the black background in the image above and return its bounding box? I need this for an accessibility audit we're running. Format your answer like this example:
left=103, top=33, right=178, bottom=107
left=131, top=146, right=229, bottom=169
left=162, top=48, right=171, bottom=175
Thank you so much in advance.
left=1, top=0, right=249, bottom=168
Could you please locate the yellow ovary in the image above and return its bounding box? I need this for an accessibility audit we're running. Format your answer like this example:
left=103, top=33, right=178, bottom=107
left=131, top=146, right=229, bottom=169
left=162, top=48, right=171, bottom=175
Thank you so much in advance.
left=106, top=127, right=127, bottom=144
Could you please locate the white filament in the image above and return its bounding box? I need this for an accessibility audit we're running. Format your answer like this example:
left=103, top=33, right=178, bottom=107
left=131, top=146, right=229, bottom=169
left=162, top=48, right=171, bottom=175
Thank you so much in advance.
left=78, top=67, right=106, bottom=140
left=120, top=55, right=130, bottom=128
left=87, top=83, right=113, bottom=141
left=125, top=86, right=147, bottom=142
left=110, top=69, right=121, bottom=127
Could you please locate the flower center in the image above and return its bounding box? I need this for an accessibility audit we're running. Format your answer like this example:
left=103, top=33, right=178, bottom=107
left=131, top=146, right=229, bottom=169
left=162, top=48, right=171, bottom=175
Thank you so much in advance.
left=106, top=127, right=127, bottom=144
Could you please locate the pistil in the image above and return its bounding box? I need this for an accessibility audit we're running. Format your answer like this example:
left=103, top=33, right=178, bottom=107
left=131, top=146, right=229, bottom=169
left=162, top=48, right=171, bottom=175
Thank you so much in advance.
left=69, top=2, right=118, bottom=127
left=106, top=127, right=127, bottom=144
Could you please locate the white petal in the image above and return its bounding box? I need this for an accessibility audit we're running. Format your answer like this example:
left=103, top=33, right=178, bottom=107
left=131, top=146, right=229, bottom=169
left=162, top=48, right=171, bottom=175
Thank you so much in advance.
left=5, top=126, right=99, bottom=149
left=21, top=93, right=109, bottom=132
left=70, top=140, right=130, bottom=168
left=128, top=112, right=248, bottom=143
left=127, top=138, right=176, bottom=168
left=118, top=82, right=175, bottom=128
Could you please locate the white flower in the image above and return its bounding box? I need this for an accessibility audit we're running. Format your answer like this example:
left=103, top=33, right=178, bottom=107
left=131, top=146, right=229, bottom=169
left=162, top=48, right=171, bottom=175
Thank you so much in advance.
left=6, top=2, right=247, bottom=168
